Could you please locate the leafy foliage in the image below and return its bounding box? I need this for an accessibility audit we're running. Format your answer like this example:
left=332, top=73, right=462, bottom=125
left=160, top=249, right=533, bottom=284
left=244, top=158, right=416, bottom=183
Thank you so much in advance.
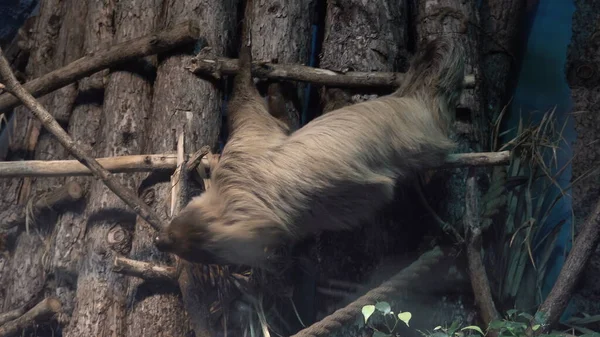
left=361, top=302, right=412, bottom=337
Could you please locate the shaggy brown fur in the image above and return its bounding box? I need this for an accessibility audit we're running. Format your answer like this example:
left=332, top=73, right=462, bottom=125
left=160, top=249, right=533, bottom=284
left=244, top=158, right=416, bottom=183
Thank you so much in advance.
left=155, top=1, right=466, bottom=268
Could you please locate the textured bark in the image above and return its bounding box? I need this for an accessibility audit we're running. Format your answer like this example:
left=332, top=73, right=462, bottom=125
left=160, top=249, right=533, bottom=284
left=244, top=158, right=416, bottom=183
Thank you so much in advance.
left=58, top=0, right=160, bottom=335
left=479, top=0, right=527, bottom=132
left=319, top=0, right=408, bottom=111
left=127, top=1, right=239, bottom=336
left=0, top=0, right=86, bottom=326
left=250, top=0, right=315, bottom=130
left=566, top=0, right=600, bottom=318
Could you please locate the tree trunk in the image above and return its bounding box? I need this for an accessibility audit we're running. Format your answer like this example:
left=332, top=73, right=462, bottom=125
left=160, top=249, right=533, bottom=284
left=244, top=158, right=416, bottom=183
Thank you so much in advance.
left=250, top=0, right=315, bottom=131
left=1, top=0, right=86, bottom=324
left=0, top=0, right=533, bottom=336
left=566, top=0, right=600, bottom=318
left=0, top=0, right=237, bottom=336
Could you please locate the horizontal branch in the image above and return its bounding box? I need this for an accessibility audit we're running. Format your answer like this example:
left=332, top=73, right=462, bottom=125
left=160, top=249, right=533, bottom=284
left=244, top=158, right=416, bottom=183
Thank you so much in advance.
left=112, top=256, right=178, bottom=283
left=0, top=297, right=61, bottom=337
left=0, top=154, right=184, bottom=177
left=444, top=151, right=511, bottom=169
left=187, top=56, right=476, bottom=89
left=0, top=181, right=84, bottom=230
left=0, top=20, right=200, bottom=113
left=0, top=151, right=511, bottom=178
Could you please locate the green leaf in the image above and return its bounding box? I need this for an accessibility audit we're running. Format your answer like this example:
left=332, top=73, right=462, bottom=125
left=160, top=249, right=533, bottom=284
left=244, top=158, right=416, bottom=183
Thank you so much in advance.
left=506, top=309, right=518, bottom=317
left=532, top=324, right=540, bottom=331
left=362, top=305, right=375, bottom=324
left=373, top=331, right=391, bottom=337
left=375, top=302, right=392, bottom=314
left=434, top=326, right=443, bottom=331
left=461, top=326, right=485, bottom=336
left=398, top=312, right=412, bottom=327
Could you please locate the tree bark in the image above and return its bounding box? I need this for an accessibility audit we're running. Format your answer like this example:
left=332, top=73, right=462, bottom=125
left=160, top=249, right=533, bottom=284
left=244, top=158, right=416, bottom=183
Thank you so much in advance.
left=250, top=0, right=315, bottom=131
left=1, top=0, right=86, bottom=325
left=565, top=0, right=600, bottom=318
left=127, top=1, right=239, bottom=336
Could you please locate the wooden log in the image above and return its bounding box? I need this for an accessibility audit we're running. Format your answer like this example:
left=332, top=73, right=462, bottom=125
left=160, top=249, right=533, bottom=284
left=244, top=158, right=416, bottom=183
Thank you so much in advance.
left=187, top=56, right=477, bottom=89
left=0, top=151, right=511, bottom=178
left=0, top=181, right=84, bottom=230
left=0, top=20, right=200, bottom=113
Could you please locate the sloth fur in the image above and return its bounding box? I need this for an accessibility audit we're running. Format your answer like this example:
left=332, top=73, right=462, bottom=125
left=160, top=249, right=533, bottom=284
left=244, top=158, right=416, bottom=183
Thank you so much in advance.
left=155, top=9, right=466, bottom=268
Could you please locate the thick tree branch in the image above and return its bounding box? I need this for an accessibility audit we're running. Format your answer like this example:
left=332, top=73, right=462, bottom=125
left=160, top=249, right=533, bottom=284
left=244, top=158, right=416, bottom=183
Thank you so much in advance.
left=0, top=181, right=84, bottom=230
left=0, top=21, right=200, bottom=113
left=0, top=297, right=62, bottom=337
left=0, top=150, right=511, bottom=178
left=465, top=170, right=500, bottom=332
left=187, top=55, right=476, bottom=89
left=0, top=47, right=165, bottom=232
left=528, top=195, right=600, bottom=335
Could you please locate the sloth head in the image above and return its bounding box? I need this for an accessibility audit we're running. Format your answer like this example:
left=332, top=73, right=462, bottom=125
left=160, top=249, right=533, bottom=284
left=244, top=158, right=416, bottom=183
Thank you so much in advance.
left=154, top=195, right=285, bottom=269
left=154, top=202, right=224, bottom=265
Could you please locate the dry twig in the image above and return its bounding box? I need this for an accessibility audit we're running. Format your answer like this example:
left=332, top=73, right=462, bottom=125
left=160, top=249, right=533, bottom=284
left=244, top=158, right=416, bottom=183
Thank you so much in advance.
left=188, top=56, right=476, bottom=89
left=0, top=151, right=510, bottom=178
left=112, top=256, right=178, bottom=283
left=0, top=46, right=165, bottom=232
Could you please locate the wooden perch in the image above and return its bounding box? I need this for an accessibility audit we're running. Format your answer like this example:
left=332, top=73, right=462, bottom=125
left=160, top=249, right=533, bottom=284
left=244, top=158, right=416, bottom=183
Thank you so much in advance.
left=0, top=47, right=165, bottom=232
left=0, top=150, right=511, bottom=178
left=0, top=297, right=62, bottom=337
left=0, top=181, right=84, bottom=230
left=188, top=55, right=476, bottom=89
left=464, top=170, right=500, bottom=332
left=0, top=21, right=200, bottom=113
left=112, top=256, right=178, bottom=283
left=528, top=194, right=600, bottom=335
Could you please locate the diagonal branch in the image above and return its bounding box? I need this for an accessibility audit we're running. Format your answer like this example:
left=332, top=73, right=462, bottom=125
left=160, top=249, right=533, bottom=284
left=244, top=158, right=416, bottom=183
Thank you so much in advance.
left=0, top=21, right=200, bottom=113
left=0, top=47, right=165, bottom=232
left=528, top=195, right=600, bottom=335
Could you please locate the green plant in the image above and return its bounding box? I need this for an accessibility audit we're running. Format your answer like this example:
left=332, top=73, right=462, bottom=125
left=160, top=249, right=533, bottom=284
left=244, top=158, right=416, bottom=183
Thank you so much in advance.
left=361, top=302, right=412, bottom=337
left=487, top=107, right=576, bottom=312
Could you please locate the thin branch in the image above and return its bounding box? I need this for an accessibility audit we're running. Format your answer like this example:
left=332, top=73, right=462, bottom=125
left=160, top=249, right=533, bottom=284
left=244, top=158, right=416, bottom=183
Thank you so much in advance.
left=172, top=132, right=212, bottom=336
left=528, top=195, right=600, bottom=335
left=0, top=47, right=165, bottom=232
left=0, top=151, right=511, bottom=178
left=112, top=256, right=178, bottom=283
left=444, top=151, right=510, bottom=168
left=0, top=297, right=62, bottom=337
left=0, top=21, right=200, bottom=113
left=0, top=181, right=84, bottom=230
left=187, top=56, right=476, bottom=89
left=465, top=169, right=500, bottom=332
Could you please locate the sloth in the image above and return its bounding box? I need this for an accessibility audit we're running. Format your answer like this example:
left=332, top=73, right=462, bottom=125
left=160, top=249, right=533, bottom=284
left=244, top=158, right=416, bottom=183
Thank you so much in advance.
left=154, top=1, right=466, bottom=269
